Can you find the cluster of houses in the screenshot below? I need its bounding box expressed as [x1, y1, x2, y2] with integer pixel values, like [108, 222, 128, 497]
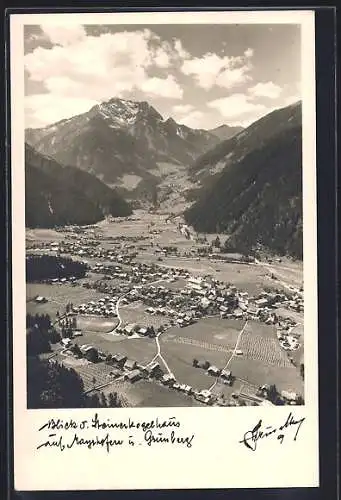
[256, 384, 303, 405]
[59, 340, 228, 406]
[69, 270, 302, 355]
[105, 354, 222, 405]
[70, 296, 118, 317]
[38, 236, 138, 266]
[46, 276, 79, 285]
[153, 244, 180, 258]
[83, 279, 131, 296]
[133, 278, 239, 325]
[91, 262, 175, 285]
[60, 336, 303, 407]
[115, 323, 157, 338]
[192, 358, 234, 385]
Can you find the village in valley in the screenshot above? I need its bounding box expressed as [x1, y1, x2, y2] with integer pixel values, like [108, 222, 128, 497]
[26, 210, 305, 408]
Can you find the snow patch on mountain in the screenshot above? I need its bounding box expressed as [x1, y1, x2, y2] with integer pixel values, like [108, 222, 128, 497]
[98, 99, 141, 128]
[119, 174, 143, 190]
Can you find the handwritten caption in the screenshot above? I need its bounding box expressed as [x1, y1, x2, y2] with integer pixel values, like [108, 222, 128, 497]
[239, 412, 306, 451]
[37, 414, 195, 453]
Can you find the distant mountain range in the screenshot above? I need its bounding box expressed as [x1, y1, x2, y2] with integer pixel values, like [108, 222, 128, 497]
[25, 144, 132, 228]
[209, 124, 244, 141]
[25, 99, 227, 192]
[184, 102, 303, 259]
[25, 97, 303, 259]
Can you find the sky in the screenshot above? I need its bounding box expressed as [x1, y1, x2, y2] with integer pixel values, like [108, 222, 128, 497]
[24, 23, 301, 130]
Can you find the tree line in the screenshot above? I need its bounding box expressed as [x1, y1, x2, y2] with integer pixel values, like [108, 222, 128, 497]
[26, 254, 88, 282]
[27, 356, 122, 408]
[26, 313, 60, 355]
[26, 312, 122, 408]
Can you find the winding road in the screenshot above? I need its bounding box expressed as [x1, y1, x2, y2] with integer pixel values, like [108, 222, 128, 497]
[108, 278, 167, 335]
[106, 278, 174, 376]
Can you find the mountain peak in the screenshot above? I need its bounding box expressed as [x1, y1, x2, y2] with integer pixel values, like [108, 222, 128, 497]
[91, 97, 163, 129]
[209, 124, 244, 141]
[165, 117, 177, 125]
[25, 97, 220, 189]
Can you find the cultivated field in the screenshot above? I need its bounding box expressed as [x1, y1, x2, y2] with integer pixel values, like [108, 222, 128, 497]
[165, 318, 244, 345]
[238, 321, 292, 368]
[76, 315, 118, 333]
[104, 336, 157, 365]
[228, 356, 303, 393]
[58, 356, 115, 391]
[26, 228, 65, 243]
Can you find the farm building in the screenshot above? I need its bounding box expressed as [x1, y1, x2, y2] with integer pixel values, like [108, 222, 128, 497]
[109, 369, 122, 379]
[195, 389, 213, 404]
[80, 345, 98, 361]
[125, 369, 142, 383]
[147, 362, 164, 378]
[161, 374, 176, 386]
[124, 359, 137, 371]
[61, 338, 72, 347]
[137, 326, 148, 336]
[112, 353, 127, 367]
[221, 369, 232, 381]
[124, 323, 138, 336]
[207, 365, 220, 376]
[281, 390, 298, 402]
[34, 296, 47, 304]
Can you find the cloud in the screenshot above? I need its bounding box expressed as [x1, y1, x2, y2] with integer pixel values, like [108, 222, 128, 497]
[174, 39, 190, 59]
[154, 46, 171, 68]
[216, 66, 252, 89]
[283, 94, 301, 106]
[152, 38, 190, 68]
[248, 81, 282, 99]
[176, 110, 205, 128]
[25, 93, 97, 128]
[41, 24, 86, 46]
[207, 93, 270, 127]
[181, 51, 252, 90]
[25, 27, 186, 126]
[172, 104, 195, 115]
[140, 75, 183, 99]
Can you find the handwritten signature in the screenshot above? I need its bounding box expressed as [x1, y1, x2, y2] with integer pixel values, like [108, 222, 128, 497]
[239, 412, 305, 451]
[36, 414, 195, 452]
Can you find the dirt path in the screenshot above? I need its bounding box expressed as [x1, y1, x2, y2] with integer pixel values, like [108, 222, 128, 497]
[208, 320, 248, 392]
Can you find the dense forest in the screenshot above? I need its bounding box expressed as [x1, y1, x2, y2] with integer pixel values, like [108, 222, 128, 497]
[26, 254, 88, 282]
[25, 143, 132, 228]
[26, 313, 60, 355]
[26, 313, 121, 408]
[185, 125, 303, 259]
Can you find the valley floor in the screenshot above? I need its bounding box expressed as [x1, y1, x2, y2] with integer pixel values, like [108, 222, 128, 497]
[26, 210, 304, 408]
